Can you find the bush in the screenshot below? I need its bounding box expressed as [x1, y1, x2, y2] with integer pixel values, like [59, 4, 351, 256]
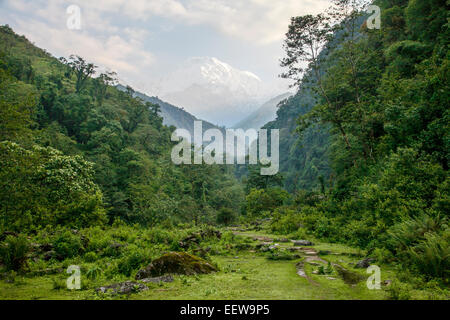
[388, 213, 449, 280]
[385, 280, 412, 300]
[216, 208, 236, 226]
[270, 207, 304, 234]
[0, 235, 30, 271]
[117, 247, 149, 277]
[52, 231, 83, 260]
[245, 187, 289, 217]
[84, 251, 98, 263]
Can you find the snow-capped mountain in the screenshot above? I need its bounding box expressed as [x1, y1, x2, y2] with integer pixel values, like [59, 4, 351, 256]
[156, 57, 267, 127]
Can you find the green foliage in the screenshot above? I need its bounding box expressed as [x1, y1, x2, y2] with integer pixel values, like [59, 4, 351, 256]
[216, 208, 237, 226]
[0, 141, 106, 231]
[0, 235, 30, 271]
[245, 187, 289, 217]
[277, 0, 449, 282]
[0, 25, 244, 230]
[52, 231, 83, 260]
[117, 248, 149, 277]
[270, 207, 304, 234]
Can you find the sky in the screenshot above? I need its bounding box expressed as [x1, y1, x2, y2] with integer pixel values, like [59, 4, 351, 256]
[0, 0, 330, 99]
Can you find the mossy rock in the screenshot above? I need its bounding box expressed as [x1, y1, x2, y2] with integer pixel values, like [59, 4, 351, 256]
[333, 264, 365, 285]
[135, 252, 217, 280]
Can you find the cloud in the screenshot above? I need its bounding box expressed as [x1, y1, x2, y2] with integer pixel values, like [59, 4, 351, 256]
[83, 0, 331, 45]
[0, 0, 155, 92]
[0, 0, 331, 94]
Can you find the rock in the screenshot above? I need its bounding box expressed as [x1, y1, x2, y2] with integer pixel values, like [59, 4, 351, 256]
[295, 261, 307, 278]
[179, 230, 222, 249]
[268, 244, 279, 250]
[326, 277, 337, 280]
[256, 242, 272, 251]
[31, 268, 64, 276]
[304, 251, 317, 256]
[312, 270, 319, 274]
[253, 236, 273, 242]
[355, 258, 376, 268]
[307, 262, 321, 266]
[110, 242, 125, 249]
[292, 240, 314, 246]
[43, 250, 56, 261]
[333, 264, 365, 285]
[140, 275, 174, 284]
[135, 252, 217, 280]
[288, 247, 304, 252]
[97, 281, 148, 295]
[275, 238, 290, 243]
[383, 280, 392, 286]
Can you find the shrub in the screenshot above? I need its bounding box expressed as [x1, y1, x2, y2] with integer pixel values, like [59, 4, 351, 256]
[52, 231, 83, 260]
[84, 251, 98, 263]
[117, 247, 149, 277]
[270, 207, 303, 234]
[387, 213, 449, 280]
[86, 265, 102, 279]
[0, 235, 30, 271]
[385, 280, 412, 300]
[216, 208, 237, 226]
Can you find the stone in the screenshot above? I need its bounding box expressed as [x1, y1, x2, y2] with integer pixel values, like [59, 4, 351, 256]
[383, 280, 392, 286]
[355, 258, 376, 268]
[140, 275, 174, 284]
[135, 252, 217, 280]
[43, 250, 56, 261]
[97, 281, 148, 295]
[333, 264, 365, 285]
[268, 244, 279, 250]
[292, 240, 314, 246]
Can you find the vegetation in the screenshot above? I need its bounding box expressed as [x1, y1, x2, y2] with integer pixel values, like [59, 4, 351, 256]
[0, 0, 448, 300]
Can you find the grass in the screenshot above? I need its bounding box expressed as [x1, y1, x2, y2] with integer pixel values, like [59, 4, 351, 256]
[0, 253, 386, 300]
[0, 224, 447, 300]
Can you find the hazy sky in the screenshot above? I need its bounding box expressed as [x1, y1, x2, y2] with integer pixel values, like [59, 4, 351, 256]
[0, 0, 330, 96]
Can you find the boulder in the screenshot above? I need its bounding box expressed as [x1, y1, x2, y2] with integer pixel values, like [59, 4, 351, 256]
[97, 281, 148, 295]
[135, 252, 217, 280]
[178, 230, 222, 249]
[292, 240, 314, 246]
[355, 258, 376, 268]
[140, 275, 174, 284]
[333, 264, 365, 285]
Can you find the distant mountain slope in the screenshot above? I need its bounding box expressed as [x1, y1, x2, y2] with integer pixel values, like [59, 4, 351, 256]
[233, 92, 292, 130]
[157, 57, 267, 127]
[117, 85, 222, 136]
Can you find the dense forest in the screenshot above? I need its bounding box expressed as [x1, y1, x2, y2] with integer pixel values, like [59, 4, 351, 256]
[0, 24, 244, 232]
[0, 0, 448, 300]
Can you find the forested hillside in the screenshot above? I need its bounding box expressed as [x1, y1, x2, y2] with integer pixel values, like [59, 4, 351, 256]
[0, 24, 243, 232]
[119, 85, 223, 137]
[0, 0, 448, 301]
[268, 0, 449, 282]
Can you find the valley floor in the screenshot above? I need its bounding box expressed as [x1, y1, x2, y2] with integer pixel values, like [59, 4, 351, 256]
[0, 225, 445, 300]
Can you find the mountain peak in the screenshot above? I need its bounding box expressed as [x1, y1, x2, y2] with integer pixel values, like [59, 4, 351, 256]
[157, 56, 265, 126]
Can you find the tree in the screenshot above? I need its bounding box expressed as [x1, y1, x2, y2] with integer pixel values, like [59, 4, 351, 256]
[67, 55, 97, 93]
[0, 141, 106, 231]
[93, 71, 117, 106]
